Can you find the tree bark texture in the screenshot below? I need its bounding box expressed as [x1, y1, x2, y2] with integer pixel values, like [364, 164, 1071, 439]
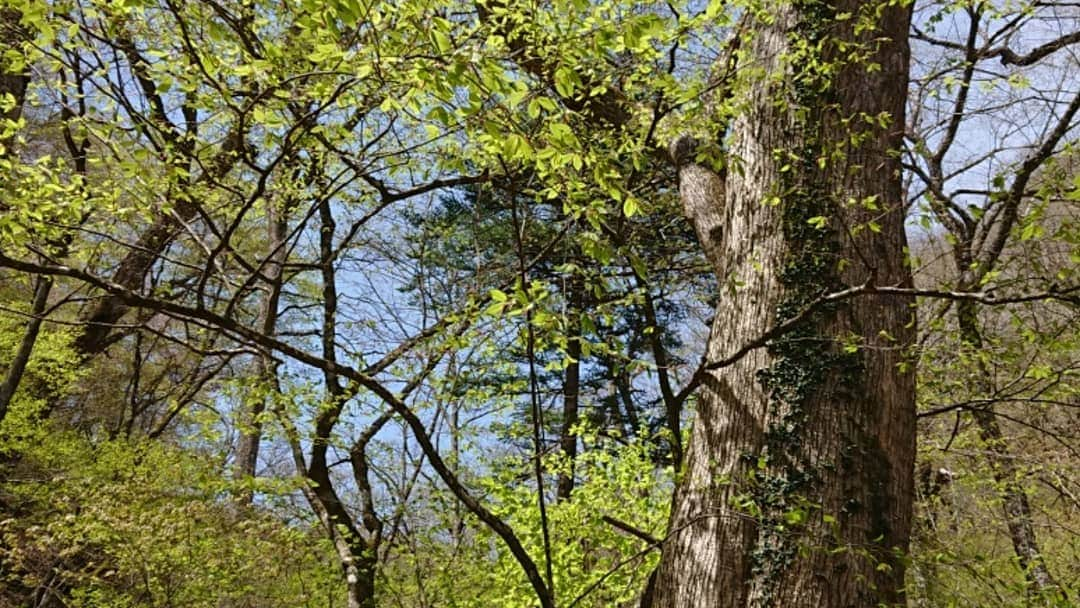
[653, 2, 916, 606]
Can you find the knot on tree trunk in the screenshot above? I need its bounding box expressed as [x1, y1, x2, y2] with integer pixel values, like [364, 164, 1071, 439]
[669, 135, 699, 168]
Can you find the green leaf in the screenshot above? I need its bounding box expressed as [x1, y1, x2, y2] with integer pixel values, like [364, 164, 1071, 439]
[306, 43, 341, 63]
[502, 134, 531, 159]
[1020, 222, 1043, 241]
[554, 66, 576, 98]
[431, 30, 452, 54]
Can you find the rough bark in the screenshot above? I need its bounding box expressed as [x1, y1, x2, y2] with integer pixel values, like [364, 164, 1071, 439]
[652, 2, 916, 606]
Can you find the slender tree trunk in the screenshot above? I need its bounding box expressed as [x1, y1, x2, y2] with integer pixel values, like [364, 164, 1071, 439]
[233, 200, 287, 498]
[652, 2, 916, 606]
[615, 364, 641, 435]
[557, 280, 583, 501]
[637, 279, 682, 469]
[956, 300, 1062, 600]
[0, 277, 51, 423]
[284, 410, 374, 608]
[307, 195, 381, 608]
[278, 358, 381, 608]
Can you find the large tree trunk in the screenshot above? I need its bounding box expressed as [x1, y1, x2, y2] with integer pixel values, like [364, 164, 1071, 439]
[652, 2, 916, 606]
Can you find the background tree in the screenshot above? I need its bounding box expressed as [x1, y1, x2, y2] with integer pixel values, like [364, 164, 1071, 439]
[906, 0, 1079, 601]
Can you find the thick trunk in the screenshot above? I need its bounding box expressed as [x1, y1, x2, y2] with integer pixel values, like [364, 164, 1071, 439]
[653, 2, 915, 606]
[956, 301, 1062, 599]
[71, 128, 242, 359]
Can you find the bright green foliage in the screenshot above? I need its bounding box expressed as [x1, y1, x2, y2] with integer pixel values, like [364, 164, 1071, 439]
[2, 429, 342, 606]
[0, 0, 1077, 604]
[909, 167, 1079, 604]
[381, 431, 670, 608]
[0, 155, 92, 247]
[0, 293, 81, 424]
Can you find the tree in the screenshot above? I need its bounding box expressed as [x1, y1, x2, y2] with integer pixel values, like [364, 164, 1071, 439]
[651, 2, 917, 605]
[906, 1, 1079, 600]
[2, 0, 1077, 606]
[402, 179, 704, 486]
